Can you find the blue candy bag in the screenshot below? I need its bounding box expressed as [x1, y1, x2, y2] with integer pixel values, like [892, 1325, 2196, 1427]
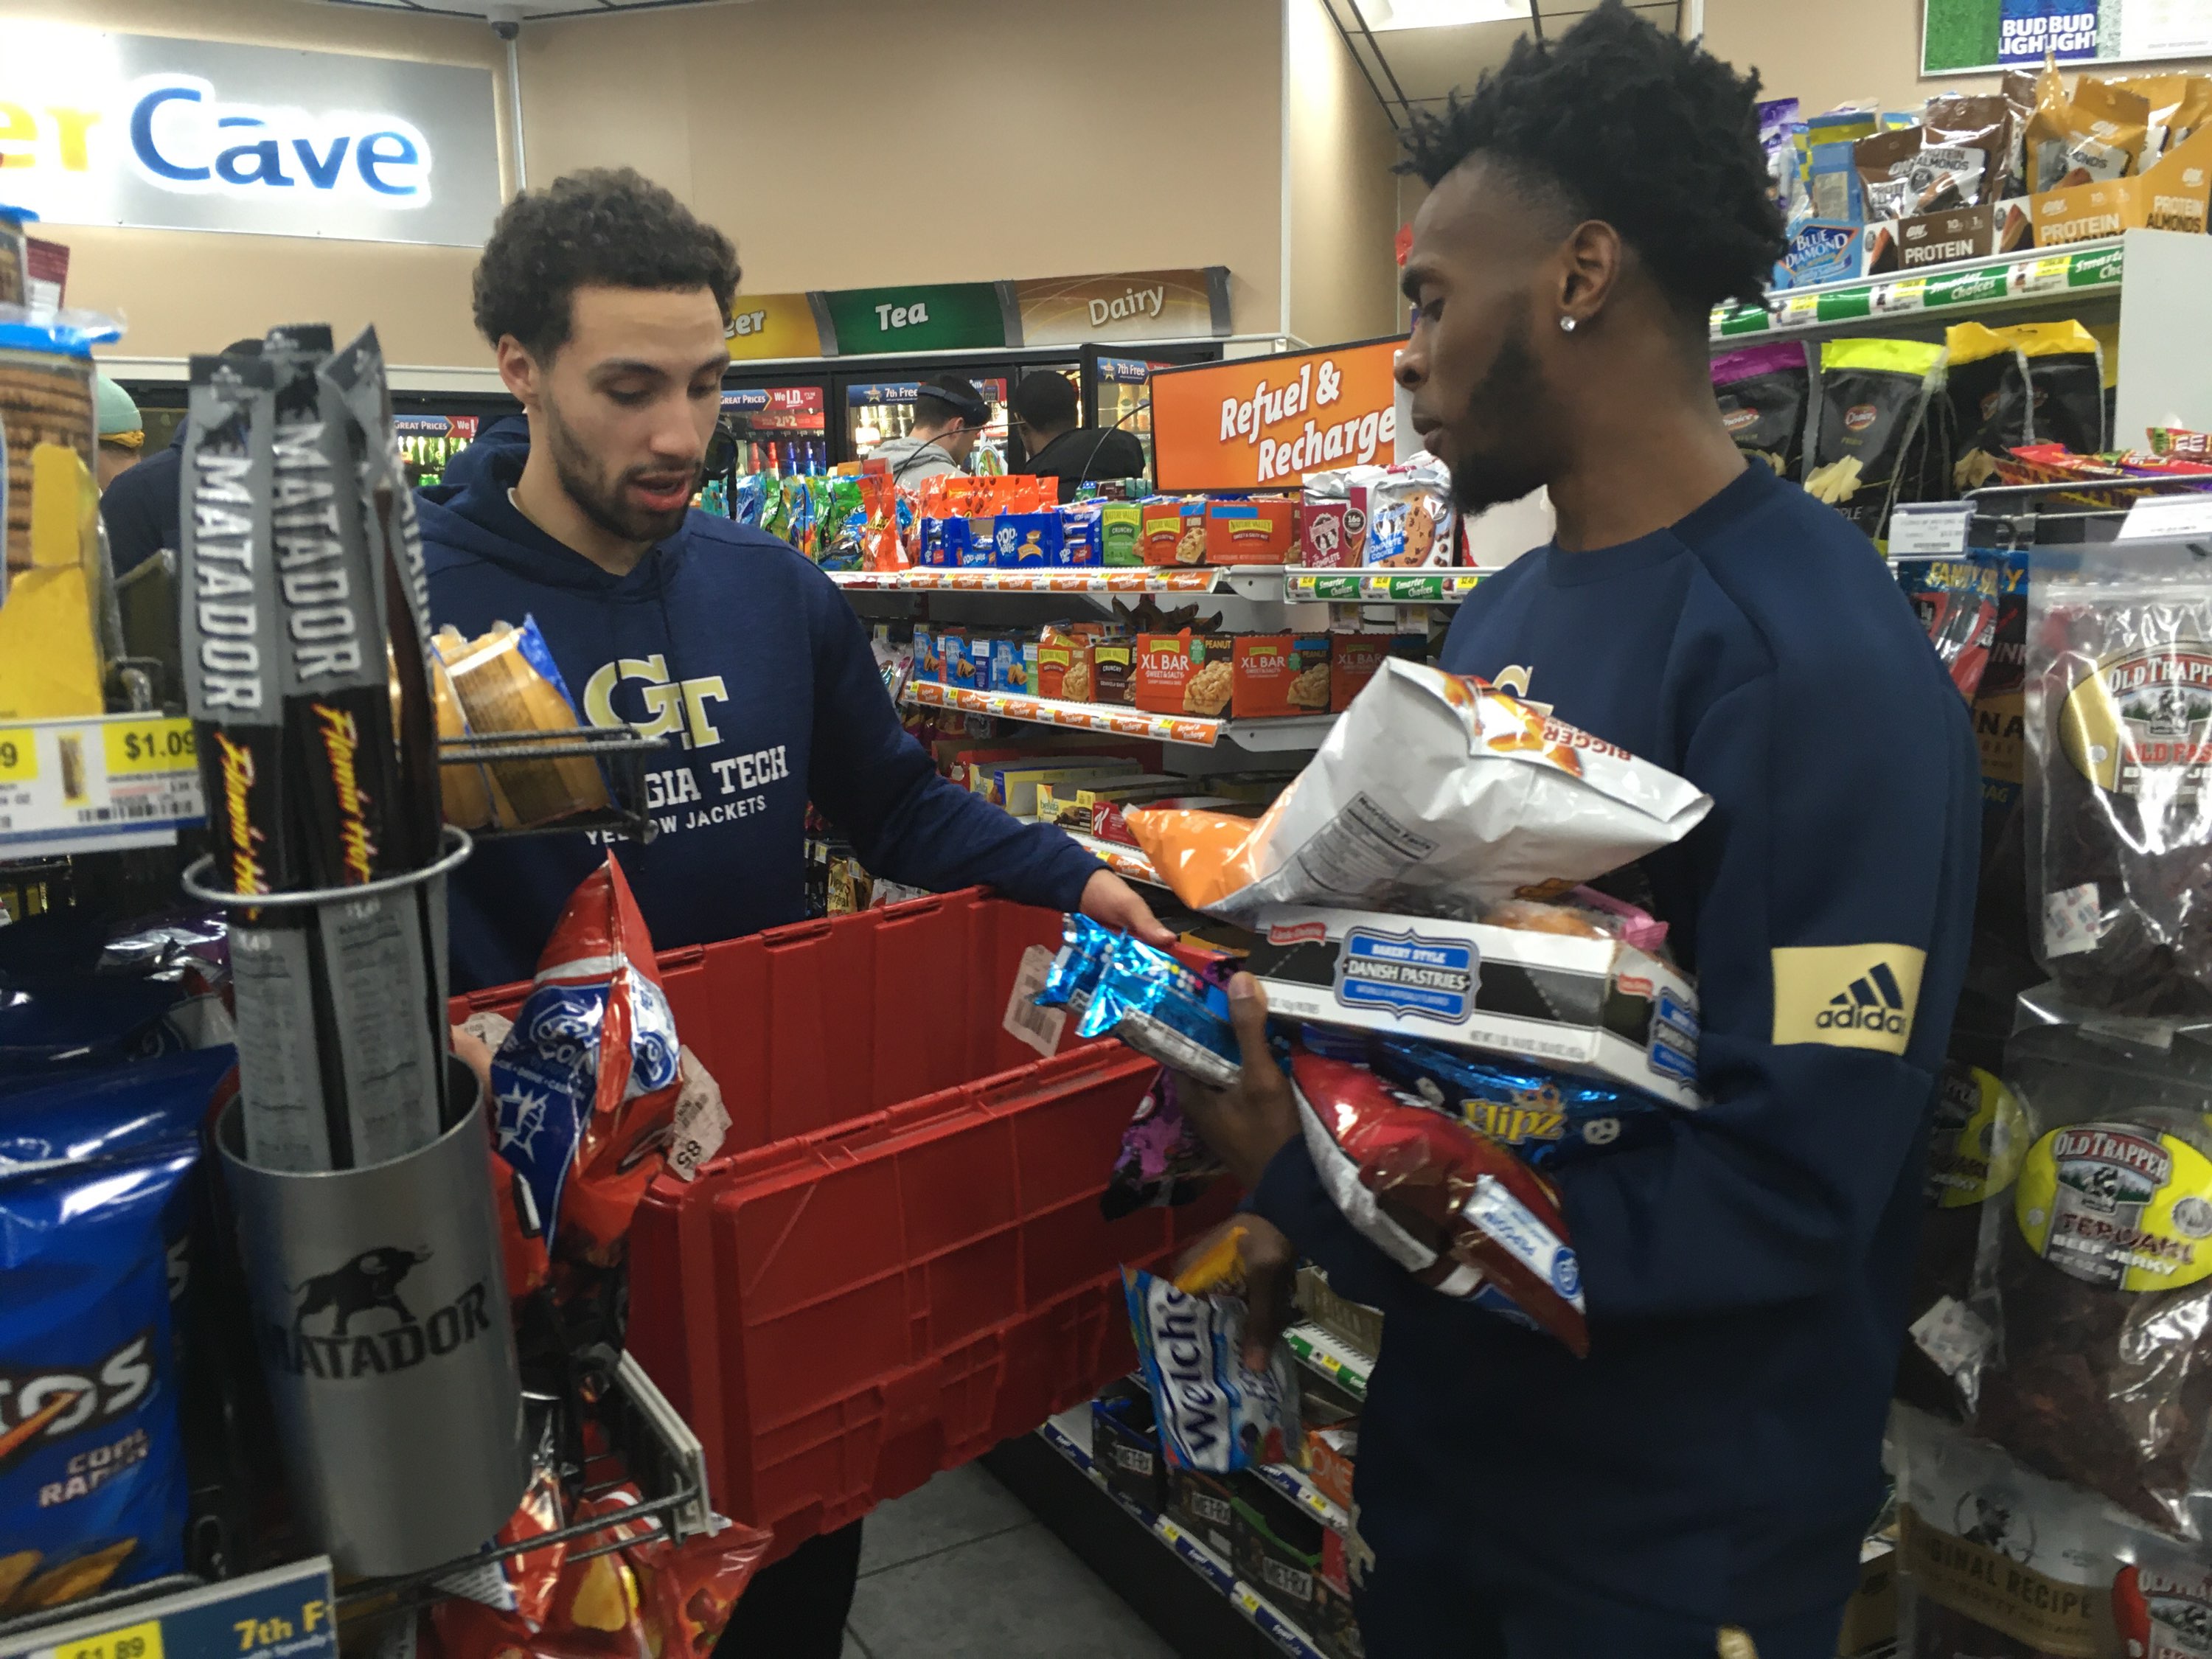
[1074, 935, 1239, 1088]
[1036, 914, 1117, 1018]
[1371, 1037, 1672, 1169]
[1, 1142, 198, 1608]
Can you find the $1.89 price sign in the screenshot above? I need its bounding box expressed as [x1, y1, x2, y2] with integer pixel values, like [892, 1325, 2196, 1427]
[20, 1559, 335, 1659]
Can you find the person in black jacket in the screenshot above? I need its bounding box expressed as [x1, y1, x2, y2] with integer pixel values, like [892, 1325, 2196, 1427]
[1011, 371, 1146, 501]
[99, 338, 267, 577]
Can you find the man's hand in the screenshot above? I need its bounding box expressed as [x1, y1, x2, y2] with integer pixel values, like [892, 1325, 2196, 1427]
[451, 1023, 495, 1104]
[1080, 869, 1176, 947]
[1176, 973, 1299, 1190]
[1175, 1214, 1298, 1372]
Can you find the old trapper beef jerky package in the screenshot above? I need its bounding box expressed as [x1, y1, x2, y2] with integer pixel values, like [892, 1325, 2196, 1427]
[2026, 541, 2212, 1017]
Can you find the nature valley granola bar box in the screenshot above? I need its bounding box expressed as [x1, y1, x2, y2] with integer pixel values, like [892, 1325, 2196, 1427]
[1135, 630, 1235, 717]
[1231, 634, 1332, 718]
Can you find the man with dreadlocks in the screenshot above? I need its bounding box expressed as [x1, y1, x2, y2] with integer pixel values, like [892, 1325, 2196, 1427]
[1172, 6, 1980, 1654]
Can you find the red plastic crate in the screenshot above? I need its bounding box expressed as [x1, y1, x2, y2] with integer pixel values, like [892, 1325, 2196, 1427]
[456, 889, 1238, 1556]
[451, 888, 1079, 1154]
[627, 1040, 1235, 1559]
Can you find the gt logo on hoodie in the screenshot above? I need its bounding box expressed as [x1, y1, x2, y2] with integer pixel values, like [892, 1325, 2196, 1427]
[581, 655, 728, 750]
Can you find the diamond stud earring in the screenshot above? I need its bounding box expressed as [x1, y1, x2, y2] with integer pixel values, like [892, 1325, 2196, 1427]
[1559, 316, 1578, 333]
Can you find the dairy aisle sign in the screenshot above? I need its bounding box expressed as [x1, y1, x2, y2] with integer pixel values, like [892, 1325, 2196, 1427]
[0, 21, 500, 246]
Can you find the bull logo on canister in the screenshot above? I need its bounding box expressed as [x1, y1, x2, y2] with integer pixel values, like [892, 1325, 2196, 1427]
[293, 1247, 430, 1336]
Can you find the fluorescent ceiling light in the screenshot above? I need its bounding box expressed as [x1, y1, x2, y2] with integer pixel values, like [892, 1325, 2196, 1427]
[1361, 0, 1528, 28]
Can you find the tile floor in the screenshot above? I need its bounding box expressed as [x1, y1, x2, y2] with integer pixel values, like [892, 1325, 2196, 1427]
[841, 1462, 1174, 1659]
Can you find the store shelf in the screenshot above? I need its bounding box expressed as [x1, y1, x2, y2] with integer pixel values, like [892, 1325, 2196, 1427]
[1036, 1415, 1332, 1659]
[1060, 828, 1164, 887]
[1708, 237, 2123, 342]
[905, 680, 1337, 752]
[1253, 1463, 1350, 1537]
[0, 712, 204, 859]
[832, 565, 1296, 599]
[0, 1558, 335, 1659]
[1284, 570, 1486, 602]
[1284, 1322, 1372, 1405]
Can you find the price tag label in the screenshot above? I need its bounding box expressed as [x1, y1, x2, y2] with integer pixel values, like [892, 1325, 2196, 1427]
[2118, 493, 2212, 540]
[105, 717, 196, 776]
[51, 1618, 164, 1659]
[0, 726, 37, 782]
[1888, 502, 1975, 554]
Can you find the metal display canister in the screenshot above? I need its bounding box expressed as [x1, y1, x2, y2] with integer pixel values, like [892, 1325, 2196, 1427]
[215, 1057, 528, 1577]
[0, 323, 95, 574]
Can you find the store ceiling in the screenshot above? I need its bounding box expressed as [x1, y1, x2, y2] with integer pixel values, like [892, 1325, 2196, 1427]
[307, 0, 745, 18]
[1324, 0, 1683, 129]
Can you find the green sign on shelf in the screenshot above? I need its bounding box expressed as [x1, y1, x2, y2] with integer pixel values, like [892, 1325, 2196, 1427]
[821, 284, 1005, 355]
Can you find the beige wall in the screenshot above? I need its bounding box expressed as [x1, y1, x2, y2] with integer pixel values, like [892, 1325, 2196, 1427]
[521, 0, 1290, 336]
[1285, 0, 1405, 345]
[35, 0, 511, 368]
[1699, 0, 2212, 108]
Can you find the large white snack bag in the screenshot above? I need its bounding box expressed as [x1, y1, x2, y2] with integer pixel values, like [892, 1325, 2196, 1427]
[1130, 659, 1712, 920]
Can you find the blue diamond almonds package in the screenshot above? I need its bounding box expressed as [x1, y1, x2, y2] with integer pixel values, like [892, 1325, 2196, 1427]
[1, 1143, 199, 1612]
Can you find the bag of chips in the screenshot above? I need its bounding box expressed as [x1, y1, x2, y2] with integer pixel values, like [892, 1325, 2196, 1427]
[1369, 1037, 1674, 1172]
[1289, 1050, 1588, 1354]
[1072, 933, 1241, 1088]
[1126, 659, 1711, 922]
[1, 1143, 198, 1613]
[1807, 338, 1947, 543]
[1124, 1257, 1302, 1474]
[490, 857, 683, 1265]
[1711, 343, 1812, 481]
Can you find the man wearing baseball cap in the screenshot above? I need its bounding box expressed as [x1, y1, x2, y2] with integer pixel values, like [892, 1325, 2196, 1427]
[869, 372, 992, 484]
[94, 375, 145, 491]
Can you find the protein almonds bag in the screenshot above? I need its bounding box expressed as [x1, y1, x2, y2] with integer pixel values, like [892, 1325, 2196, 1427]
[1711, 343, 1813, 481]
[1126, 659, 1711, 923]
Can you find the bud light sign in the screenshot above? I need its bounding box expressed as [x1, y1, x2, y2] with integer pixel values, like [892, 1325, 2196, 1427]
[0, 22, 499, 246]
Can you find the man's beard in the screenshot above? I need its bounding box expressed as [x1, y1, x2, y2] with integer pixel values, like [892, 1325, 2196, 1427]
[1443, 312, 1551, 518]
[541, 392, 700, 546]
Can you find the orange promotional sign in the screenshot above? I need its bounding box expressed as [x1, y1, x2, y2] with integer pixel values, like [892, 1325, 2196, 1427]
[1150, 337, 1402, 493]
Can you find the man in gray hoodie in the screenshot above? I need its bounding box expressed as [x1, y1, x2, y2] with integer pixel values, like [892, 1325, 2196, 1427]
[870, 372, 990, 484]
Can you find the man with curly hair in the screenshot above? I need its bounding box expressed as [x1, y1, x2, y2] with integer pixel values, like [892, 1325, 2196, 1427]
[1174, 7, 1980, 1655]
[420, 170, 1170, 1654]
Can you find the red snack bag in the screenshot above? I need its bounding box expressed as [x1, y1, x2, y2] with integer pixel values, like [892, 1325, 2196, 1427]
[630, 1522, 772, 1658]
[490, 858, 683, 1265]
[1288, 1051, 1590, 1354]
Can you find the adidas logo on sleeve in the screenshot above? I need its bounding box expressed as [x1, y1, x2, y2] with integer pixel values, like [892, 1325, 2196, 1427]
[1771, 945, 1927, 1055]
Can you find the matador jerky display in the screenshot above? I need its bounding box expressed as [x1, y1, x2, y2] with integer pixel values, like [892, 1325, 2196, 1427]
[1970, 1025, 2212, 1537]
[178, 327, 453, 1174]
[2025, 541, 2212, 1018]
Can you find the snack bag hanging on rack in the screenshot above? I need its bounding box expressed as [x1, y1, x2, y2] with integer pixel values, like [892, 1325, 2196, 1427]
[490, 857, 682, 1265]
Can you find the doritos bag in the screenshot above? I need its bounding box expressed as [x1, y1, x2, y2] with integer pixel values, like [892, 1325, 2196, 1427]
[1, 1144, 198, 1613]
[1289, 1051, 1589, 1354]
[490, 858, 681, 1265]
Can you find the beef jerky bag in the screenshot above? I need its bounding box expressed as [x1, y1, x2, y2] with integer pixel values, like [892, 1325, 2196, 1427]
[2025, 540, 2212, 1016]
[1711, 343, 1812, 481]
[1809, 338, 1947, 544]
[1970, 1022, 2212, 1536]
[1895, 1402, 2135, 1659]
[1896, 1055, 2026, 1422]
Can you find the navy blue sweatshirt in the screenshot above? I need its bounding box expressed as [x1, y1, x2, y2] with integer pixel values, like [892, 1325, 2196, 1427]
[1251, 462, 1979, 1625]
[419, 420, 1100, 992]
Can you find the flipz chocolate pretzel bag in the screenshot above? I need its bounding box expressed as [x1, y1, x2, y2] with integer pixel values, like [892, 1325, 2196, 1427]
[2026, 543, 2212, 1016]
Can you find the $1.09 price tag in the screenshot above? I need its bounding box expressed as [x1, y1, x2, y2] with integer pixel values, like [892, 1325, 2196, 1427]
[104, 717, 196, 776]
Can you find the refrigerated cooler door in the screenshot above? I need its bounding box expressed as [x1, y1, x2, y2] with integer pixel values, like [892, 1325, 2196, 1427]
[1091, 355, 1155, 476]
[845, 375, 1012, 473]
[722, 384, 829, 479]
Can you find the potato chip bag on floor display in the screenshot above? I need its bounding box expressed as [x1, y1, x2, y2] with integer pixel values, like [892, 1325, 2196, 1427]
[1125, 659, 1711, 922]
[1, 1142, 198, 1613]
[1123, 1264, 1302, 1474]
[1290, 1051, 1588, 1354]
[490, 857, 682, 1265]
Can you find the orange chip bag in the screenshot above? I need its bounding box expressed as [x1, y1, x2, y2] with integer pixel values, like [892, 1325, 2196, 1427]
[1125, 795, 1295, 913]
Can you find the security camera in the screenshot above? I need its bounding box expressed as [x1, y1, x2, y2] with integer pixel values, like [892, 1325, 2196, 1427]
[487, 4, 521, 39]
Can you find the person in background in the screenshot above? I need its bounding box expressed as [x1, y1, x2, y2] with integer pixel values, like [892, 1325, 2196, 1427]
[868, 373, 989, 484]
[1011, 370, 1146, 501]
[1171, 7, 1978, 1657]
[99, 336, 265, 572]
[94, 375, 144, 490]
[419, 167, 1171, 1659]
